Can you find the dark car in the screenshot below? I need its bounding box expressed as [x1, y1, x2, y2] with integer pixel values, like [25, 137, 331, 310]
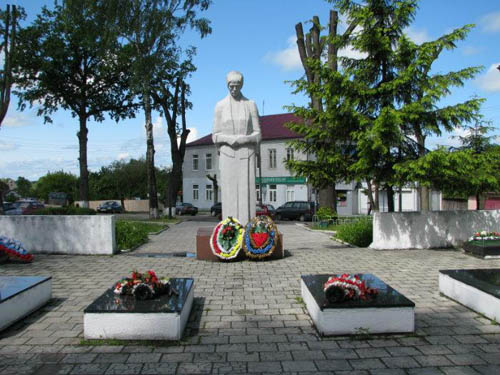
[175, 202, 198, 216]
[275, 201, 317, 221]
[210, 202, 221, 217]
[97, 201, 123, 213]
[265, 204, 276, 219]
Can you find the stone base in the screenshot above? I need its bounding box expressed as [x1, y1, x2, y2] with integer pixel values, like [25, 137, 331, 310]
[196, 227, 284, 261]
[84, 278, 194, 340]
[463, 242, 500, 258]
[301, 275, 415, 336]
[0, 276, 52, 331]
[439, 269, 500, 322]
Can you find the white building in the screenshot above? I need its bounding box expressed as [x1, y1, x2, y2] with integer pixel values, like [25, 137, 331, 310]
[183, 113, 439, 213]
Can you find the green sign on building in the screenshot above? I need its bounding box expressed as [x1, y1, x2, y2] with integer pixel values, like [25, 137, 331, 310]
[255, 176, 306, 185]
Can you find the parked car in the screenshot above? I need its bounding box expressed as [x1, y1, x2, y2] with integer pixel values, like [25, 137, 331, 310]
[175, 202, 198, 216]
[4, 200, 44, 215]
[265, 204, 276, 219]
[275, 201, 317, 221]
[97, 201, 123, 213]
[256, 204, 271, 217]
[210, 202, 222, 217]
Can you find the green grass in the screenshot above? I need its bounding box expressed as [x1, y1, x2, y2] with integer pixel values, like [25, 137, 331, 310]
[115, 221, 167, 250]
[334, 219, 373, 247]
[311, 223, 341, 231]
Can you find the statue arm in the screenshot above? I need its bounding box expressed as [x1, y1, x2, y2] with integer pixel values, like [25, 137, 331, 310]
[212, 103, 236, 147]
[234, 101, 262, 146]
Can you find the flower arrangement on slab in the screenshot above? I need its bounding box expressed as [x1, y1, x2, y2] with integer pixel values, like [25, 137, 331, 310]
[243, 215, 279, 259]
[114, 270, 175, 300]
[0, 236, 33, 263]
[468, 231, 500, 241]
[210, 217, 245, 260]
[323, 274, 378, 304]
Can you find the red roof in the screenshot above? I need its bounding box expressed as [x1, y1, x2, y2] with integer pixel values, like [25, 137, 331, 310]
[186, 113, 302, 147]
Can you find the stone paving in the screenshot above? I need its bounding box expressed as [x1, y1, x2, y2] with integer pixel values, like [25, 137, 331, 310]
[1, 220, 500, 375]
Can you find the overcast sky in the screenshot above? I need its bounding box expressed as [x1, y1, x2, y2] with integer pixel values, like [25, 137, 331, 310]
[1, 0, 499, 181]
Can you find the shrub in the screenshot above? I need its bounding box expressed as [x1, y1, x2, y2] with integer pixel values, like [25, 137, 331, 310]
[335, 219, 372, 247]
[29, 207, 96, 215]
[115, 221, 165, 250]
[316, 207, 337, 221]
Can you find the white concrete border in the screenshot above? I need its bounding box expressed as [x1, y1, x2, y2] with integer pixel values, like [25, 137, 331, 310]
[439, 272, 500, 322]
[0, 278, 52, 331]
[371, 210, 500, 250]
[301, 279, 414, 335]
[0, 215, 116, 254]
[84, 286, 194, 340]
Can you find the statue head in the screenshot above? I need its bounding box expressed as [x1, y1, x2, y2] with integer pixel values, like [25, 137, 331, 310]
[226, 71, 243, 99]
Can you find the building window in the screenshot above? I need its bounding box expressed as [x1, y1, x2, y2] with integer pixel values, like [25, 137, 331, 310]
[206, 153, 212, 170]
[269, 184, 277, 202]
[193, 184, 199, 200]
[269, 149, 277, 169]
[206, 184, 213, 201]
[287, 148, 294, 162]
[256, 184, 260, 201]
[192, 154, 199, 171]
[286, 185, 295, 201]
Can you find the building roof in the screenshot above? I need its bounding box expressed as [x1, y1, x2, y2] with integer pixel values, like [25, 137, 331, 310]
[186, 113, 302, 147]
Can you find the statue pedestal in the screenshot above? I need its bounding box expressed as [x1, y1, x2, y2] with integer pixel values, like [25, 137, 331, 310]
[196, 227, 284, 261]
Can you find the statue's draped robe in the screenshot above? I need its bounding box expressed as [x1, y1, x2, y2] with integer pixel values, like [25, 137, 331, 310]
[213, 95, 261, 225]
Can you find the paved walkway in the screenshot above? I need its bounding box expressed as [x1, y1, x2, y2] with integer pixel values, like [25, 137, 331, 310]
[1, 220, 500, 374]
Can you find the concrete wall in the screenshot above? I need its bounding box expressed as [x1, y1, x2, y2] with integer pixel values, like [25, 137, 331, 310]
[0, 215, 116, 254]
[371, 210, 500, 250]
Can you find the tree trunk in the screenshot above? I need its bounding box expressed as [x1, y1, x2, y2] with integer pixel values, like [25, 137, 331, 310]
[0, 5, 16, 127]
[77, 115, 89, 208]
[365, 179, 375, 214]
[318, 187, 335, 211]
[168, 166, 182, 219]
[476, 193, 481, 210]
[373, 181, 380, 212]
[386, 185, 395, 212]
[144, 93, 159, 219]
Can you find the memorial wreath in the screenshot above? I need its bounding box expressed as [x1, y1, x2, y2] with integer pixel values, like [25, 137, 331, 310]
[210, 217, 245, 260]
[114, 270, 175, 300]
[323, 274, 378, 303]
[0, 236, 33, 263]
[243, 215, 278, 259]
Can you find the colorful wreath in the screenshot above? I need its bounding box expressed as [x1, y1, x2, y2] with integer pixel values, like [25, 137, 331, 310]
[210, 217, 245, 260]
[243, 215, 279, 259]
[0, 236, 33, 263]
[114, 270, 175, 300]
[323, 274, 377, 303]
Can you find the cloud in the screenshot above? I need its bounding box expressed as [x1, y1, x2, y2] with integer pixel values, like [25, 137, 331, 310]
[0, 140, 18, 151]
[339, 45, 367, 60]
[117, 152, 130, 160]
[186, 128, 198, 143]
[405, 27, 432, 44]
[264, 36, 302, 71]
[462, 46, 482, 56]
[476, 63, 500, 92]
[2, 112, 32, 127]
[480, 12, 500, 32]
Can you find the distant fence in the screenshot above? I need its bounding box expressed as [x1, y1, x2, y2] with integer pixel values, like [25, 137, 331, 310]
[371, 209, 500, 250]
[75, 200, 165, 212]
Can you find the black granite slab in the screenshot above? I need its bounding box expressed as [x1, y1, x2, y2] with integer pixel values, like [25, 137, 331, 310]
[302, 274, 415, 311]
[463, 242, 500, 257]
[0, 276, 52, 303]
[440, 269, 500, 299]
[84, 278, 193, 314]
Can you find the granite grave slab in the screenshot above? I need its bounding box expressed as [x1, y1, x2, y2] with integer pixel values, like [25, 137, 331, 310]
[439, 269, 500, 322]
[301, 274, 415, 335]
[84, 278, 194, 340]
[0, 276, 52, 331]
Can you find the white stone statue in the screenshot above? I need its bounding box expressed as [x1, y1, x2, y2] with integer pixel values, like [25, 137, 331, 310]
[213, 71, 261, 225]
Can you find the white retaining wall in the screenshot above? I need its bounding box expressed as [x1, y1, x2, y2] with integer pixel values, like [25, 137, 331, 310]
[370, 210, 500, 250]
[0, 215, 116, 254]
